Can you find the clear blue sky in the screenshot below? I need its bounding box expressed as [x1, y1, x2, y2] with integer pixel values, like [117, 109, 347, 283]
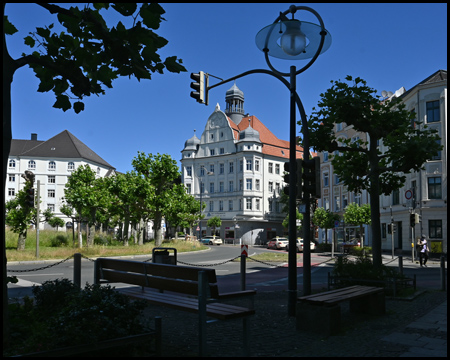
[5, 3, 447, 174]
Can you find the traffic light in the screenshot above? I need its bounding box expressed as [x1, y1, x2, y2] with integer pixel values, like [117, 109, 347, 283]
[414, 213, 421, 224]
[190, 71, 208, 105]
[410, 213, 415, 227]
[302, 157, 321, 198]
[25, 188, 35, 208]
[283, 160, 303, 200]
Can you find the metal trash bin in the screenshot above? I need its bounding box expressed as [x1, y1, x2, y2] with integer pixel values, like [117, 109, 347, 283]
[152, 247, 177, 265]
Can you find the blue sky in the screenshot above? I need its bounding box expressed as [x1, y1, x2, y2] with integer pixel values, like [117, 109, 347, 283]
[5, 3, 447, 174]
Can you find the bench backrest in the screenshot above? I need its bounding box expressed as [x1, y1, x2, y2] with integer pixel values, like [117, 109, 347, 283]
[94, 258, 220, 298]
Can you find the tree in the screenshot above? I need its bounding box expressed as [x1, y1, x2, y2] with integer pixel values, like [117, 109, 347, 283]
[312, 207, 340, 244]
[132, 152, 182, 246]
[207, 216, 222, 237]
[343, 203, 371, 248]
[3, 3, 186, 343]
[308, 76, 442, 268]
[282, 209, 304, 236]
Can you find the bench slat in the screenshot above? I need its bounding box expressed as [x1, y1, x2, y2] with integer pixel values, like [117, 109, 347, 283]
[298, 285, 383, 306]
[121, 288, 254, 320]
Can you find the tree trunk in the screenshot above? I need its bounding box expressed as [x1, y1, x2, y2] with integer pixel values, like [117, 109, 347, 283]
[369, 145, 382, 268]
[154, 212, 163, 247]
[123, 214, 130, 246]
[16, 230, 27, 251]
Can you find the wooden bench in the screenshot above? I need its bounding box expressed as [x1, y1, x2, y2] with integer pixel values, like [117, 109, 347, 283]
[94, 258, 256, 356]
[296, 285, 385, 336]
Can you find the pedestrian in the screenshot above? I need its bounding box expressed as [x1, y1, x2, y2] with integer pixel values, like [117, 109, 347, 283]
[419, 234, 428, 267]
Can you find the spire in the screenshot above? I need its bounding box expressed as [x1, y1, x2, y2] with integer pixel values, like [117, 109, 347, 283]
[225, 81, 245, 125]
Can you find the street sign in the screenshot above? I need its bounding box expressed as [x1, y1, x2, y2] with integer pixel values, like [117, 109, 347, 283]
[196, 226, 200, 231]
[334, 220, 339, 228]
[405, 190, 413, 200]
[241, 244, 248, 257]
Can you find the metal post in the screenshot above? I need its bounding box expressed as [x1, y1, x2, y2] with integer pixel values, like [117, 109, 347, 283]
[36, 180, 40, 258]
[198, 271, 207, 357]
[441, 255, 446, 291]
[73, 253, 81, 288]
[288, 65, 297, 316]
[398, 255, 403, 275]
[240, 254, 246, 291]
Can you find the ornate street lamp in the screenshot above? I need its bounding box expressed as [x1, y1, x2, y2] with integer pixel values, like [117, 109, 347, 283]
[190, 4, 331, 316]
[255, 5, 331, 316]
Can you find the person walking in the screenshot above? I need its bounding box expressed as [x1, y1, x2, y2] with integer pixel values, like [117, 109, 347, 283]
[419, 234, 429, 267]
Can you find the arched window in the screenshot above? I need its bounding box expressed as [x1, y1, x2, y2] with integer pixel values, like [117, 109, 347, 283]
[68, 162, 75, 171]
[9, 159, 16, 168]
[28, 160, 36, 169]
[48, 161, 56, 170]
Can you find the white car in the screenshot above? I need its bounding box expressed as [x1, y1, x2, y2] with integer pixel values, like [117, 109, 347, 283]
[286, 238, 316, 253]
[200, 236, 223, 245]
[267, 237, 289, 250]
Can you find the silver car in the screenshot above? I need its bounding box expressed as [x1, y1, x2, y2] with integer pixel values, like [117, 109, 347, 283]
[200, 236, 223, 245]
[286, 238, 316, 253]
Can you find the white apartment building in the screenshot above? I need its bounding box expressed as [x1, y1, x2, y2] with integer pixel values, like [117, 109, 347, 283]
[379, 70, 447, 255]
[6, 130, 116, 230]
[181, 83, 303, 244]
[317, 70, 447, 255]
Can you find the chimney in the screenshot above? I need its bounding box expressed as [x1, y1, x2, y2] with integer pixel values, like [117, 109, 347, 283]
[31, 133, 37, 141]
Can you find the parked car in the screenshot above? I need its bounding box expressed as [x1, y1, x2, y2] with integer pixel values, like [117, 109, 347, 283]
[266, 237, 289, 250]
[200, 236, 223, 245]
[286, 238, 316, 253]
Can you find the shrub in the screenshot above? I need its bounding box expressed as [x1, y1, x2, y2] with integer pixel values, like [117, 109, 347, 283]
[50, 234, 69, 247]
[316, 243, 332, 252]
[6, 279, 149, 355]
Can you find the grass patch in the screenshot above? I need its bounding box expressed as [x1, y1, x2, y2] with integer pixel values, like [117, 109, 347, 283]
[240, 251, 302, 263]
[6, 229, 207, 262]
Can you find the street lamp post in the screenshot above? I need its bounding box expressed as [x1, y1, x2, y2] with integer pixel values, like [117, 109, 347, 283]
[192, 5, 331, 316]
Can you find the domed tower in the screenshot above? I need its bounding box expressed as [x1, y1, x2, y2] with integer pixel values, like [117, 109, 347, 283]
[225, 82, 245, 125]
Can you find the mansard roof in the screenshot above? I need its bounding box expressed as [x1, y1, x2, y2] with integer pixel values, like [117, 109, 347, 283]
[10, 130, 114, 169]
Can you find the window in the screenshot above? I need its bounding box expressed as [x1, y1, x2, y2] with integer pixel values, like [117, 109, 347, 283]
[200, 182, 205, 194]
[275, 164, 280, 174]
[239, 160, 243, 172]
[28, 160, 36, 169]
[431, 139, 441, 160]
[8, 188, 15, 196]
[256, 198, 260, 210]
[255, 159, 260, 172]
[255, 179, 260, 191]
[268, 162, 273, 173]
[429, 220, 442, 239]
[323, 152, 328, 162]
[323, 172, 329, 187]
[9, 159, 16, 168]
[229, 180, 234, 192]
[219, 200, 224, 211]
[268, 199, 273, 212]
[186, 184, 191, 194]
[186, 166, 192, 177]
[246, 178, 252, 190]
[219, 163, 224, 174]
[209, 164, 214, 173]
[268, 181, 273, 192]
[323, 197, 330, 210]
[210, 149, 215, 156]
[47, 204, 55, 212]
[229, 161, 234, 173]
[68, 162, 75, 171]
[8, 174, 15, 182]
[219, 181, 224, 193]
[48, 161, 56, 170]
[342, 194, 348, 209]
[220, 148, 225, 154]
[209, 201, 214, 211]
[392, 189, 400, 205]
[354, 193, 361, 206]
[246, 159, 252, 171]
[48, 175, 56, 184]
[427, 177, 441, 199]
[228, 200, 233, 211]
[426, 100, 440, 123]
[275, 182, 280, 194]
[246, 198, 252, 210]
[200, 165, 205, 177]
[48, 189, 56, 198]
[334, 195, 340, 211]
[209, 182, 214, 193]
[239, 179, 243, 190]
[334, 174, 340, 185]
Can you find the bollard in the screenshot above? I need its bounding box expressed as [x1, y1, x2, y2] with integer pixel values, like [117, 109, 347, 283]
[441, 255, 446, 291]
[73, 253, 81, 289]
[398, 255, 403, 275]
[240, 254, 246, 291]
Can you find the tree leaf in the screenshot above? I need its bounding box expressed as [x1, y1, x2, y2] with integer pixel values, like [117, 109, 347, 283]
[73, 101, 85, 114]
[24, 35, 35, 47]
[53, 94, 71, 111]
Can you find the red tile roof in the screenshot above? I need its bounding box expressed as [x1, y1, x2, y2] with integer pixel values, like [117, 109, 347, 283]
[228, 115, 304, 160]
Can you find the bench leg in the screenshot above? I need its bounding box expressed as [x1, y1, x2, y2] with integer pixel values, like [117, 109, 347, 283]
[198, 271, 207, 357]
[296, 302, 341, 336]
[154, 316, 162, 356]
[349, 292, 385, 315]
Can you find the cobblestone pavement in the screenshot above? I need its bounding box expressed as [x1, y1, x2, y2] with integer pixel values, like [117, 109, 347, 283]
[141, 288, 446, 357]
